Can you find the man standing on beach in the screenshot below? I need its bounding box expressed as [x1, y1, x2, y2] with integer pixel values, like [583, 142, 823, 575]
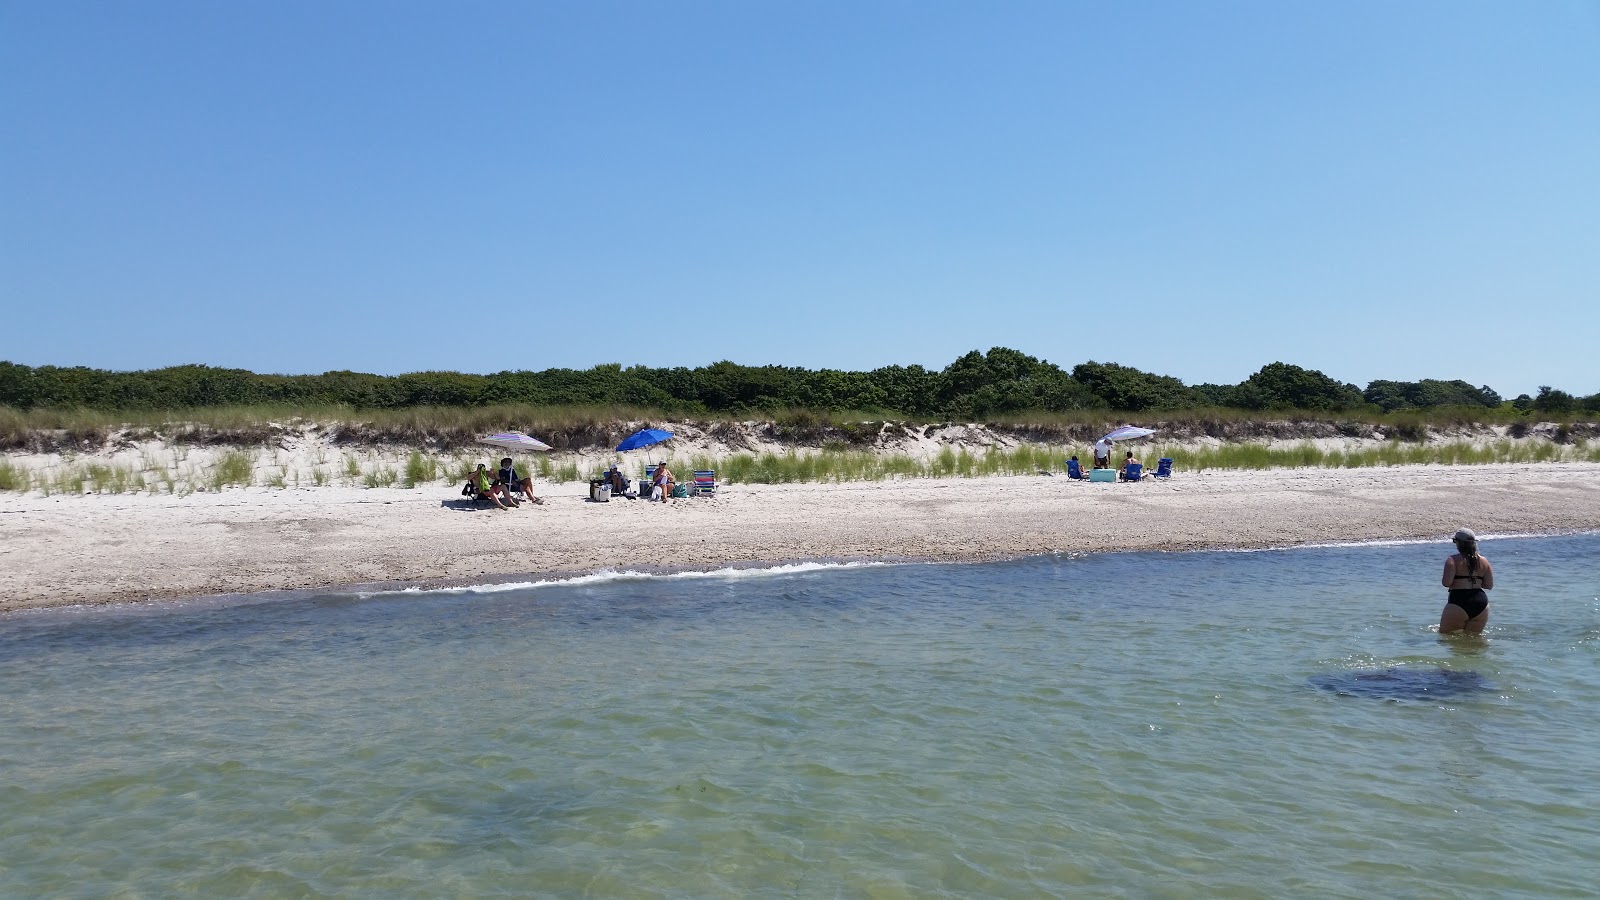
[1093, 438, 1113, 469]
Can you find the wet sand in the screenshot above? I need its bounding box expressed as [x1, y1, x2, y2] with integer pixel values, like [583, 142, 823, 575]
[4, 462, 1599, 612]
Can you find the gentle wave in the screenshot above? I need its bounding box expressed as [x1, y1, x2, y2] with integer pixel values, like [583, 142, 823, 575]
[351, 560, 896, 599]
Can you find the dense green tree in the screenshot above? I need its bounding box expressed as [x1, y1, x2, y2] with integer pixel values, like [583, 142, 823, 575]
[1188, 383, 1236, 408]
[937, 348, 1100, 418]
[0, 356, 1584, 420]
[1070, 361, 1195, 412]
[1363, 379, 1500, 412]
[1532, 385, 1576, 414]
[1237, 362, 1362, 411]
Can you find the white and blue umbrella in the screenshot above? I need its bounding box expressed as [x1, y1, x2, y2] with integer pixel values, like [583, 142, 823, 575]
[480, 431, 553, 453]
[1101, 425, 1157, 443]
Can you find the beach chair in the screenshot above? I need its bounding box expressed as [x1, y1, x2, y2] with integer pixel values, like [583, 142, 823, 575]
[1153, 458, 1173, 478]
[692, 470, 718, 496]
[461, 479, 501, 508]
[1066, 459, 1085, 480]
[1122, 462, 1144, 481]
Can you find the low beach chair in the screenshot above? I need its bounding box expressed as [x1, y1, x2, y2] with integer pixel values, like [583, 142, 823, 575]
[1066, 459, 1085, 480]
[1122, 462, 1144, 481]
[692, 470, 718, 496]
[1153, 458, 1174, 478]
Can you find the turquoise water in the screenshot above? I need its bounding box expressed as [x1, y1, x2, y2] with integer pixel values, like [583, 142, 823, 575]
[3, 535, 1598, 897]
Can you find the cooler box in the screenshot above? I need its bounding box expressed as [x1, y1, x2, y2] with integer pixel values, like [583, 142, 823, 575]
[1089, 468, 1117, 483]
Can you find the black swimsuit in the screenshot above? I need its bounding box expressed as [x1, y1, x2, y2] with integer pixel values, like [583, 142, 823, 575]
[1448, 587, 1488, 618]
[1447, 557, 1488, 618]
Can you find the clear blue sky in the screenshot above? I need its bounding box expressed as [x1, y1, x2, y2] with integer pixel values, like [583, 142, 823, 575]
[3, 2, 1597, 397]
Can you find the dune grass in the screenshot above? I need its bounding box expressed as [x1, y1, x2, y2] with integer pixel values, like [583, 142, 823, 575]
[614, 438, 1595, 486]
[0, 459, 29, 492]
[1158, 439, 1594, 472]
[2, 434, 1596, 494]
[645, 444, 1070, 485]
[403, 451, 439, 488]
[208, 450, 255, 490]
[6, 400, 1596, 454]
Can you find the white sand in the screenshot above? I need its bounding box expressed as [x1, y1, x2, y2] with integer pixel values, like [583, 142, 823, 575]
[4, 462, 1599, 612]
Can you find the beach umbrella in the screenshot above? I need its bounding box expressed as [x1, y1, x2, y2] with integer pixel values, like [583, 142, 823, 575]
[615, 428, 674, 494]
[480, 431, 553, 452]
[1101, 425, 1157, 442]
[1094, 425, 1156, 467]
[615, 428, 673, 453]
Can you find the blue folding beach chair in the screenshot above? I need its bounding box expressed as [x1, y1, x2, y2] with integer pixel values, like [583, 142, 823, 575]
[1122, 462, 1143, 481]
[1153, 458, 1173, 479]
[1066, 459, 1085, 480]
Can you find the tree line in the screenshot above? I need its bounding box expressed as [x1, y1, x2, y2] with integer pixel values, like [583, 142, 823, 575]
[1, 351, 1595, 417]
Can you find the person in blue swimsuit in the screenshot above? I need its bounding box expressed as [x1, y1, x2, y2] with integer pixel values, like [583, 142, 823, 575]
[1440, 528, 1494, 634]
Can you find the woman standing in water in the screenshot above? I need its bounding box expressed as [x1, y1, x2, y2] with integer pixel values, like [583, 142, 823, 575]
[1440, 528, 1494, 634]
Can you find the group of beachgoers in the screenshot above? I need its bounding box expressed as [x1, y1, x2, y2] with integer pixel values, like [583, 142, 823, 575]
[465, 459, 683, 510]
[597, 461, 677, 502]
[462, 457, 544, 510]
[1067, 445, 1146, 481]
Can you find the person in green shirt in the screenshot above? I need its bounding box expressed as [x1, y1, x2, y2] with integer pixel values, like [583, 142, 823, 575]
[469, 463, 513, 510]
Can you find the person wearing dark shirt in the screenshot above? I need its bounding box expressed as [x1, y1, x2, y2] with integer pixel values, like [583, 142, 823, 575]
[497, 457, 542, 505]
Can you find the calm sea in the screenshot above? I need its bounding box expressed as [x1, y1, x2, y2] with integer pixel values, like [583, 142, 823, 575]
[3, 534, 1598, 898]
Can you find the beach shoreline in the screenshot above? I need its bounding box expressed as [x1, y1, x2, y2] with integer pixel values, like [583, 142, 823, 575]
[5, 461, 1600, 613]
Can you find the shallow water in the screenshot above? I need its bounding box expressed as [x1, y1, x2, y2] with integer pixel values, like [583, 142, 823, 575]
[3, 535, 1598, 897]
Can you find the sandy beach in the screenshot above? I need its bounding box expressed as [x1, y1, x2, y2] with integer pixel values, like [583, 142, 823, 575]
[2, 461, 1597, 612]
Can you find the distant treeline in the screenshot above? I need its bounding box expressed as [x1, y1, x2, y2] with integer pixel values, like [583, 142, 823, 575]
[2, 351, 1596, 417]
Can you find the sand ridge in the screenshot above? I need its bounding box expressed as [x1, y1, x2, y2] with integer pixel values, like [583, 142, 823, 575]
[3, 462, 1599, 612]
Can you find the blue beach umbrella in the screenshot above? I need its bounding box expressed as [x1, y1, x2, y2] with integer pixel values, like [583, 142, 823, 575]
[615, 428, 673, 453]
[615, 428, 674, 490]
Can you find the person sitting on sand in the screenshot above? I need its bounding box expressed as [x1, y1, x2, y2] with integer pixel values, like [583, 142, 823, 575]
[1120, 451, 1142, 481]
[469, 463, 513, 510]
[1440, 527, 1494, 634]
[652, 462, 675, 502]
[496, 457, 542, 505]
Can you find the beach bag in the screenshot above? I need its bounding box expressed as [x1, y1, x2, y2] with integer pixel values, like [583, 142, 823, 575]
[597, 484, 611, 502]
[650, 485, 663, 501]
[671, 484, 689, 498]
